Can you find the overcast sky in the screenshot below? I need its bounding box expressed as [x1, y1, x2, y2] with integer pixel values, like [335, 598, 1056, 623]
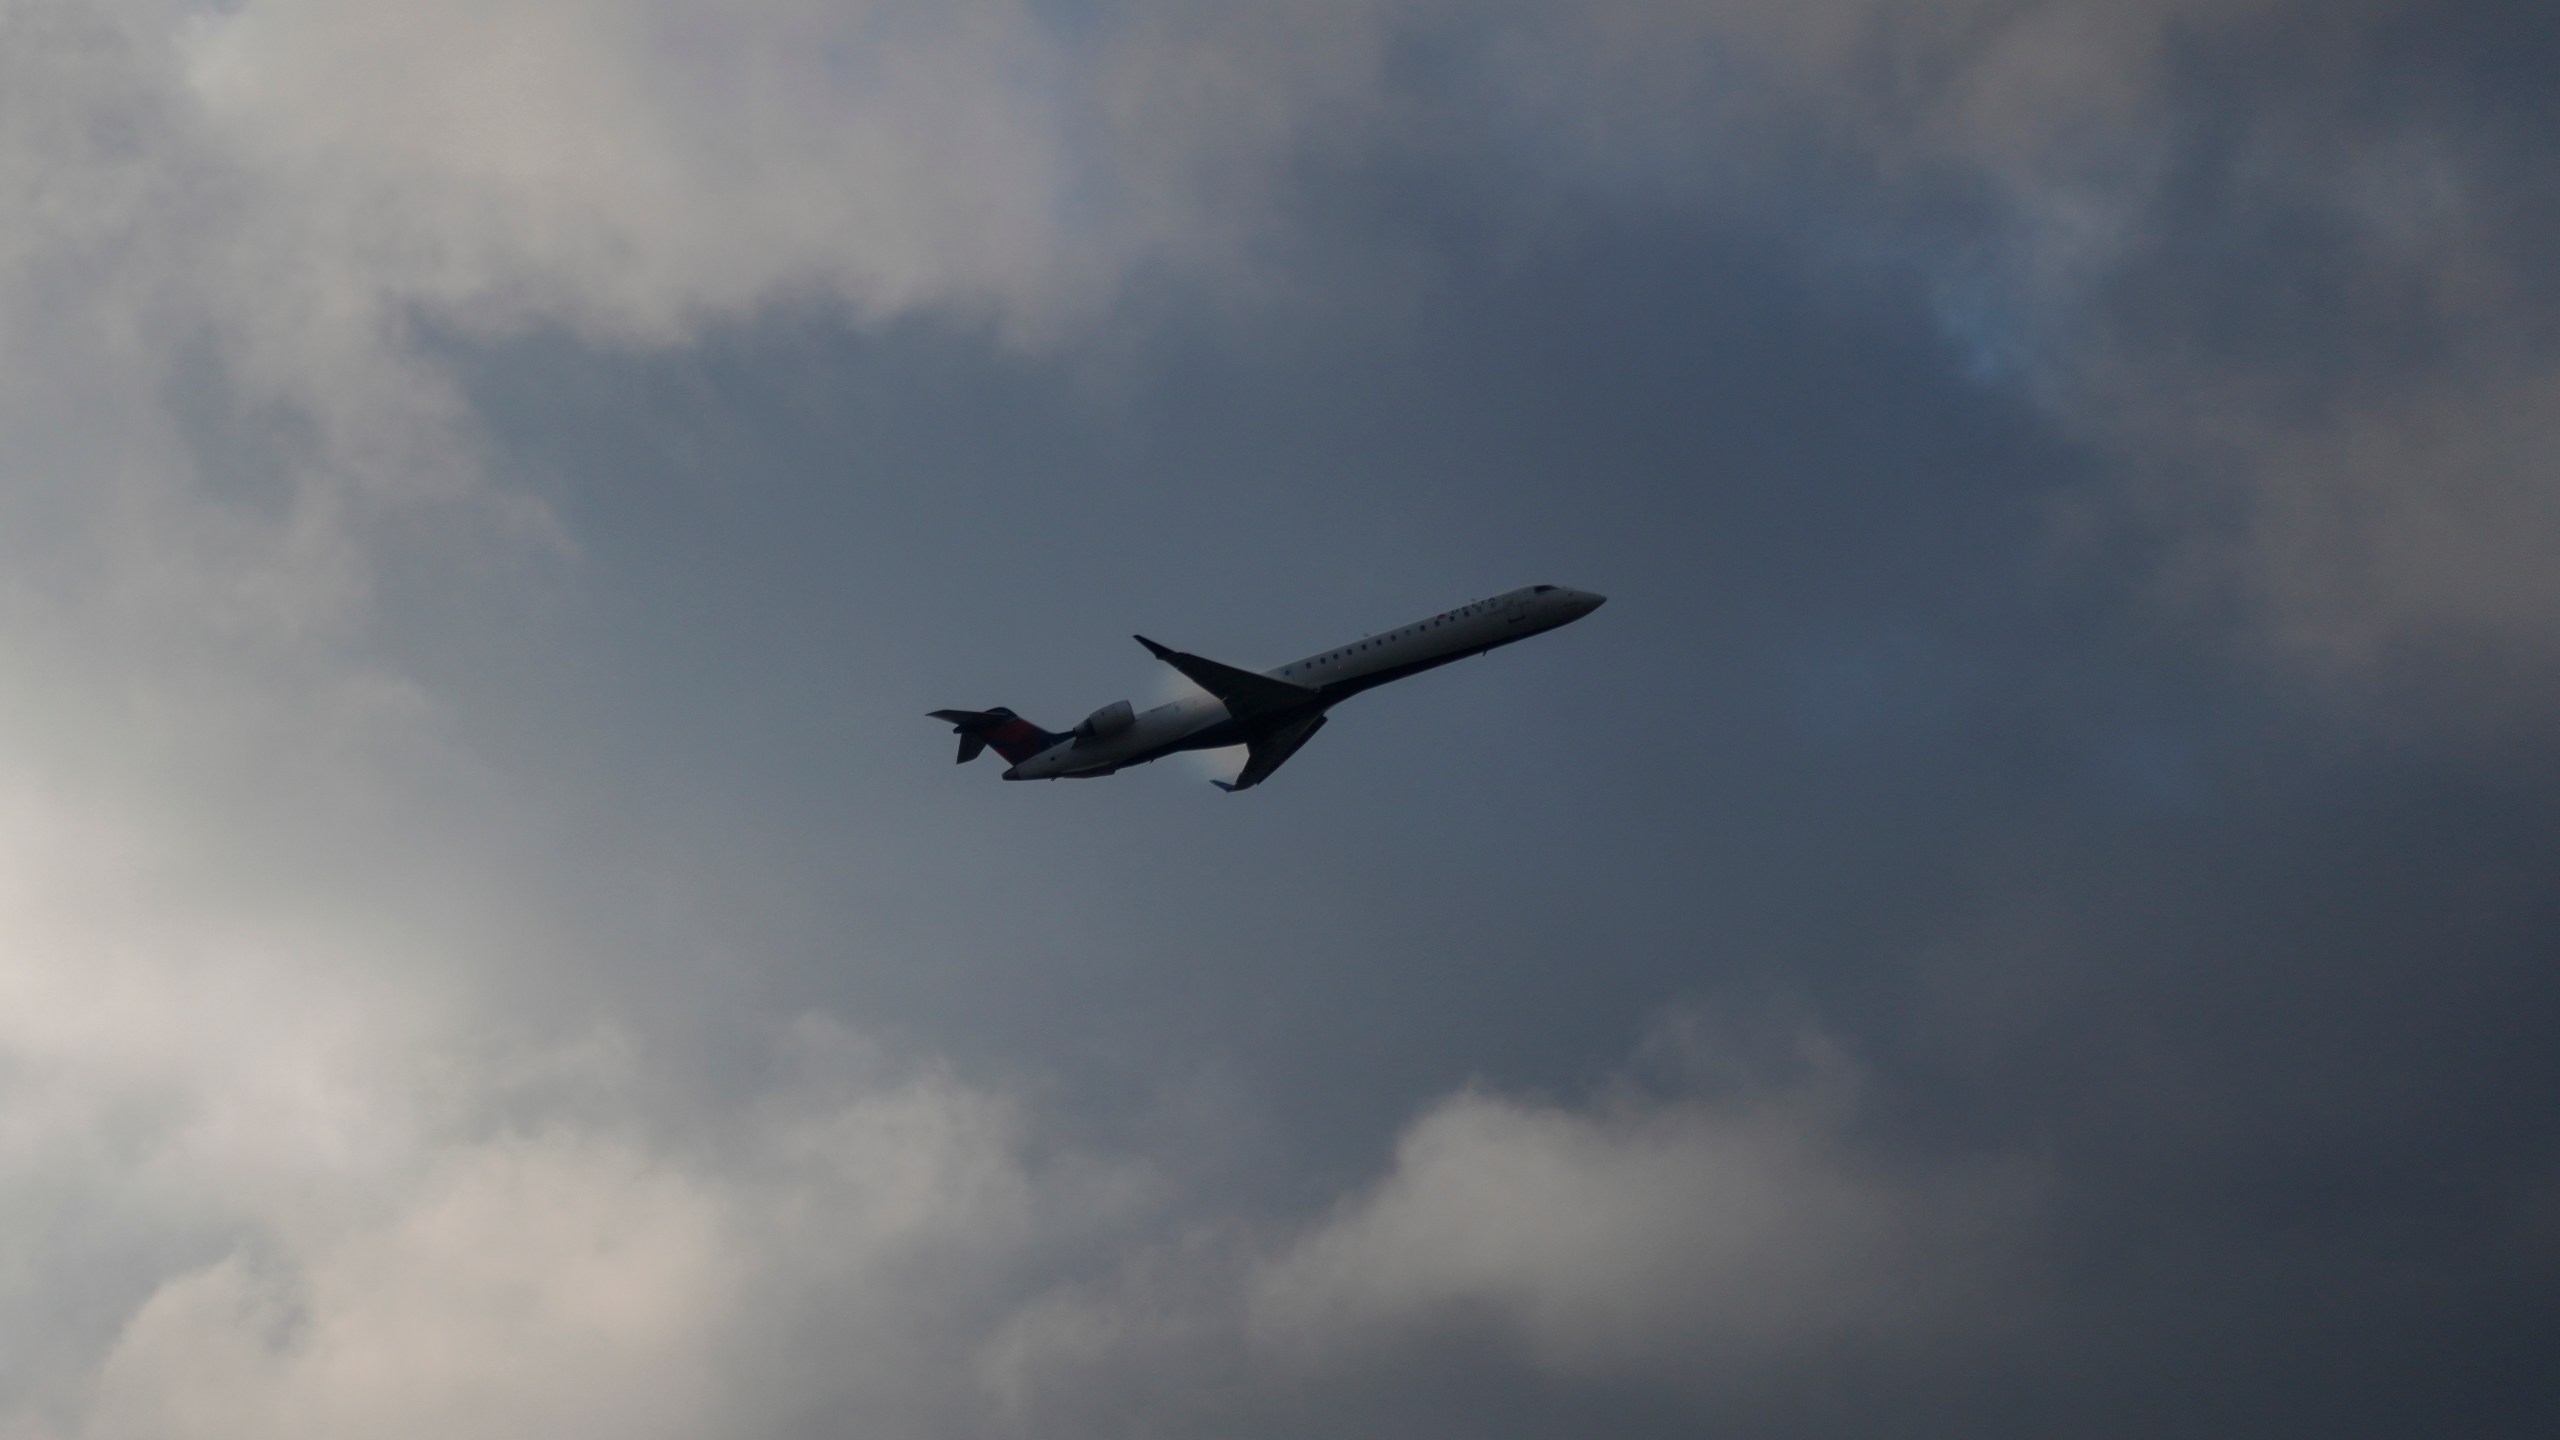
[6, 2, 2558, 1436]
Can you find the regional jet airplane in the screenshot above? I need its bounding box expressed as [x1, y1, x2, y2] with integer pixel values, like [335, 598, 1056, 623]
[930, 584, 1605, 791]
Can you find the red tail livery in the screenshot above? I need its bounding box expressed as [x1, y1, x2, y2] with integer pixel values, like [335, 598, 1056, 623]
[927, 708, 1067, 766]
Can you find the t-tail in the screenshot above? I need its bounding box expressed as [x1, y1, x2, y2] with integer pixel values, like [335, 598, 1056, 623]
[928, 708, 1065, 765]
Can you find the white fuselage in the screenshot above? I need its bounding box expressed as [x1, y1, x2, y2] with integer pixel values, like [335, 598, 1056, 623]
[1004, 584, 1606, 780]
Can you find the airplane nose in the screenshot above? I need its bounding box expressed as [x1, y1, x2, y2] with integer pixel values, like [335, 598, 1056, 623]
[1577, 590, 1607, 614]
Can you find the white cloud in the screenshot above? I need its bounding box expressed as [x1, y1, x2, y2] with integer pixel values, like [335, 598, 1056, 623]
[971, 1031, 2040, 1431]
[62, 1072, 1054, 1440]
[1, 924, 1063, 1439]
[80, 1136, 738, 1440]
[1248, 1043, 2036, 1383]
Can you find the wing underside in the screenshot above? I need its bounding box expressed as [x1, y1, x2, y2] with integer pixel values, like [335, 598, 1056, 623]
[1215, 714, 1328, 792]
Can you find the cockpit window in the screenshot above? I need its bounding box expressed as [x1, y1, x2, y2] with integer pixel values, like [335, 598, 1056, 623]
[1533, 585, 1556, 593]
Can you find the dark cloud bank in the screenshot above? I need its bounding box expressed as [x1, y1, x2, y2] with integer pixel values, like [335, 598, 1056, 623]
[6, 1, 2558, 1436]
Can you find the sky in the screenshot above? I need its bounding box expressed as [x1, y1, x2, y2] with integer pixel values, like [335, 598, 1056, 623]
[4, 1, 2558, 1435]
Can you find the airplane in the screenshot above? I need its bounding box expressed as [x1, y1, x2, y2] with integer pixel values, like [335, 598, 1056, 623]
[930, 584, 1605, 792]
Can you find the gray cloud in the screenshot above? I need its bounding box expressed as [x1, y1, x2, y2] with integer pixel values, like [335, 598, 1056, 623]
[19, 2, 2554, 699]
[5, 0, 2558, 1436]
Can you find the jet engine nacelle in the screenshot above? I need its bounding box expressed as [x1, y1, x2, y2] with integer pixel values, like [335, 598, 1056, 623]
[1074, 699, 1136, 740]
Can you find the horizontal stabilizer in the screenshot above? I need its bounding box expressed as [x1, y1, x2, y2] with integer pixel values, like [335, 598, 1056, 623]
[1132, 636, 1317, 717]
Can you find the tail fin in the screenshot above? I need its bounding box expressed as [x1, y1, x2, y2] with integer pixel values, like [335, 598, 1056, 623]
[928, 708, 1065, 766]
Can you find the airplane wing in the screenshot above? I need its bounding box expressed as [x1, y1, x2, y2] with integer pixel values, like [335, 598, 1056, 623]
[1214, 715, 1328, 792]
[1133, 635, 1317, 717]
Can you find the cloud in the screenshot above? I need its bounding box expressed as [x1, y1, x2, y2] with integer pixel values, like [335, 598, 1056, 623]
[72, 1081, 1043, 1440]
[3, 2, 2554, 1435]
[1248, 1035, 2037, 1384]
[179, 0, 1092, 348]
[81, 1135, 738, 1440]
[971, 1027, 2041, 1433]
[7, 776, 2033, 1440]
[1752, 1, 2560, 701]
[17, 2, 2552, 698]
[2115, 354, 2560, 717]
[1356, 0, 2560, 705]
[5, 941, 1065, 1439]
